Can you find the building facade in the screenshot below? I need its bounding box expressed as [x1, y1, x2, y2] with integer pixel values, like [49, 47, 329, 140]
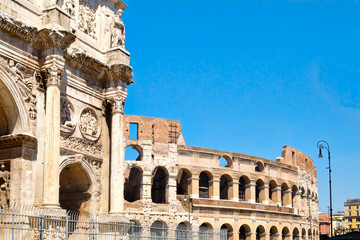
[0, 0, 319, 239]
[344, 199, 360, 230]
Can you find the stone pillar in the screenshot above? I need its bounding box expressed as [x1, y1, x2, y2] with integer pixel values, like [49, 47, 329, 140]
[189, 177, 199, 198]
[275, 186, 282, 206]
[109, 97, 126, 214]
[231, 182, 239, 201]
[261, 186, 269, 204]
[284, 190, 292, 208]
[248, 182, 256, 203]
[210, 179, 220, 200]
[42, 58, 62, 208]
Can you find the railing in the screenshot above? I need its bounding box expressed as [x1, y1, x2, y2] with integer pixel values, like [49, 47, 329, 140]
[0, 203, 229, 240]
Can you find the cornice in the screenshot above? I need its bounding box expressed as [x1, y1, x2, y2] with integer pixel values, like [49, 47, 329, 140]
[0, 134, 37, 149]
[0, 11, 75, 50]
[65, 50, 133, 84]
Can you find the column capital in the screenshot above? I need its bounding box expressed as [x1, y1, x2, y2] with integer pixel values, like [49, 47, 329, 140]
[41, 55, 65, 88]
[110, 96, 126, 114]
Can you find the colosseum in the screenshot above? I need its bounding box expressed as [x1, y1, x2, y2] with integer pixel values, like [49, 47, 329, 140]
[0, 0, 319, 239]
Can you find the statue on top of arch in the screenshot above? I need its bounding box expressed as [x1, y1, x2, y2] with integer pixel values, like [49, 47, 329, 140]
[111, 9, 126, 48]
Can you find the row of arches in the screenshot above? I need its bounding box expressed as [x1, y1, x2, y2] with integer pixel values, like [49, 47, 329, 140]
[128, 220, 318, 240]
[124, 165, 317, 206]
[126, 146, 266, 173]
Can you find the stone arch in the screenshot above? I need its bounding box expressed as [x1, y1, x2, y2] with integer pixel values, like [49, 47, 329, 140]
[0, 60, 31, 134]
[220, 174, 233, 200]
[219, 154, 232, 167]
[199, 222, 213, 240]
[220, 223, 234, 240]
[125, 144, 143, 161]
[269, 226, 278, 240]
[124, 166, 143, 202]
[256, 179, 265, 203]
[239, 175, 250, 201]
[129, 219, 142, 239]
[59, 155, 97, 213]
[282, 227, 290, 240]
[177, 168, 192, 196]
[269, 180, 278, 203]
[255, 160, 264, 172]
[239, 224, 251, 240]
[301, 228, 306, 240]
[292, 227, 300, 240]
[150, 220, 167, 239]
[291, 185, 299, 208]
[176, 222, 190, 239]
[281, 183, 291, 206]
[256, 225, 266, 240]
[151, 166, 169, 203]
[199, 171, 213, 199]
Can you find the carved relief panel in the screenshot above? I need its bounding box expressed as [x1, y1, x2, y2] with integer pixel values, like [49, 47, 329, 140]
[0, 57, 39, 127]
[0, 161, 10, 208]
[60, 97, 76, 134]
[78, 0, 97, 39]
[79, 108, 100, 141]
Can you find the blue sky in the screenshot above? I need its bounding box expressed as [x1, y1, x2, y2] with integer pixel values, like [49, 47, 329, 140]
[123, 0, 360, 213]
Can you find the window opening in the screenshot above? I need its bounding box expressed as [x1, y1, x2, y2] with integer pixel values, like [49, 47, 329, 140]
[169, 124, 179, 143]
[130, 123, 138, 139]
[199, 172, 210, 198]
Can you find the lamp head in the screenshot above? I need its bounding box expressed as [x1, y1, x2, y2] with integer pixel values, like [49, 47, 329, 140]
[318, 148, 323, 158]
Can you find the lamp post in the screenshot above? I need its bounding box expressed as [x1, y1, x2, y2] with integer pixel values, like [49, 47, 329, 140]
[317, 140, 333, 240]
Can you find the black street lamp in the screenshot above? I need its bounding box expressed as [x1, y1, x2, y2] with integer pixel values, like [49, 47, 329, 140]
[317, 140, 333, 240]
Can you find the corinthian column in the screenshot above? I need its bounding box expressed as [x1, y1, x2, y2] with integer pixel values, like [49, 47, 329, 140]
[109, 97, 126, 214]
[42, 61, 62, 208]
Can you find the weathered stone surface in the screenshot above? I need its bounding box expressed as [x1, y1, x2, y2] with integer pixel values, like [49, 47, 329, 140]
[0, 1, 318, 239]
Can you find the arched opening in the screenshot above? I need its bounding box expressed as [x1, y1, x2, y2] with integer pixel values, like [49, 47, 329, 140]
[301, 187, 305, 199]
[239, 176, 249, 201]
[282, 227, 290, 240]
[150, 221, 167, 240]
[0, 66, 30, 135]
[124, 167, 142, 202]
[255, 161, 264, 172]
[281, 183, 289, 206]
[292, 228, 299, 240]
[59, 163, 92, 213]
[256, 225, 266, 240]
[270, 226, 278, 240]
[125, 145, 142, 161]
[199, 171, 212, 198]
[220, 174, 232, 200]
[292, 185, 298, 208]
[219, 156, 232, 167]
[129, 220, 141, 240]
[176, 222, 190, 240]
[151, 167, 168, 203]
[239, 224, 251, 240]
[220, 224, 233, 240]
[301, 229, 306, 240]
[269, 180, 277, 204]
[0, 99, 9, 136]
[199, 223, 213, 240]
[256, 179, 265, 203]
[177, 169, 191, 195]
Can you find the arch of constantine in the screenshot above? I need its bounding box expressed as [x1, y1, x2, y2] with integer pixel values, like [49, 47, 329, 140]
[0, 0, 319, 239]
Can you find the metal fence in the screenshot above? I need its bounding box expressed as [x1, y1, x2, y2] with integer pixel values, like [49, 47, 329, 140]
[0, 204, 229, 240]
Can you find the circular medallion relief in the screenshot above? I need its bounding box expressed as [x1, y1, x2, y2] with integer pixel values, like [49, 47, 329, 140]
[60, 97, 76, 135]
[79, 108, 100, 141]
